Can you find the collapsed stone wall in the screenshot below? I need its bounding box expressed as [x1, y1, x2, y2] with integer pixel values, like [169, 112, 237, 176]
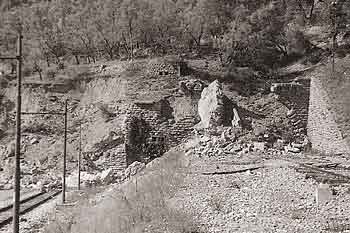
[124, 99, 198, 162]
[83, 97, 198, 173]
[307, 76, 350, 155]
[271, 80, 310, 142]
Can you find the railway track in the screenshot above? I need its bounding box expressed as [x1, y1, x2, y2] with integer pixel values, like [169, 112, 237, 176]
[283, 156, 350, 185]
[0, 190, 61, 228]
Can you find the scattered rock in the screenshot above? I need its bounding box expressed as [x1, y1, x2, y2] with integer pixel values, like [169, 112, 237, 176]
[284, 145, 301, 153]
[99, 64, 107, 72]
[124, 161, 146, 179]
[100, 168, 114, 184]
[231, 108, 242, 128]
[5, 141, 15, 157]
[29, 137, 40, 145]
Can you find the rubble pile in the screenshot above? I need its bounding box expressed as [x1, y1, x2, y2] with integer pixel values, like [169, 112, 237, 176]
[0, 159, 62, 191]
[146, 59, 178, 77]
[189, 124, 312, 159]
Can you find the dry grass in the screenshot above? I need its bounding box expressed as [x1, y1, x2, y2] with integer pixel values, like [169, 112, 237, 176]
[45, 150, 201, 233]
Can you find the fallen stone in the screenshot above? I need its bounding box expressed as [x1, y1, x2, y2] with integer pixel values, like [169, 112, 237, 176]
[29, 137, 39, 145]
[291, 142, 304, 149]
[230, 145, 243, 153]
[124, 161, 145, 179]
[3, 183, 13, 190]
[100, 64, 107, 72]
[232, 108, 242, 128]
[100, 168, 114, 184]
[284, 145, 301, 153]
[287, 109, 295, 117]
[5, 141, 15, 157]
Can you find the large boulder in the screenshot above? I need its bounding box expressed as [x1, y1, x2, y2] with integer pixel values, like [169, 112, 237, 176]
[198, 80, 232, 128]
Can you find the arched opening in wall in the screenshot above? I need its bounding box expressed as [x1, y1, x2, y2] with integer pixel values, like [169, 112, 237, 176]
[271, 80, 311, 143]
[125, 117, 150, 165]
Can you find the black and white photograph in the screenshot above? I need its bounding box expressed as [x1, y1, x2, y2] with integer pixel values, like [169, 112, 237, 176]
[1, 0, 350, 232]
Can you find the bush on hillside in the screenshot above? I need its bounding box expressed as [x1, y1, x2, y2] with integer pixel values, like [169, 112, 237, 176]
[44, 68, 57, 81]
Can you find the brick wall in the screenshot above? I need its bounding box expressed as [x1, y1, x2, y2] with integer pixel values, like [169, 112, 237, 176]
[307, 76, 350, 155]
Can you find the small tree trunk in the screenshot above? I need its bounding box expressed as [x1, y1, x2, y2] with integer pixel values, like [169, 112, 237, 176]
[38, 71, 42, 81]
[109, 49, 114, 60]
[46, 56, 50, 67]
[10, 63, 15, 74]
[74, 55, 80, 65]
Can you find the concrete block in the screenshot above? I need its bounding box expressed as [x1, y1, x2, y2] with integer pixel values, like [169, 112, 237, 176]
[315, 183, 332, 205]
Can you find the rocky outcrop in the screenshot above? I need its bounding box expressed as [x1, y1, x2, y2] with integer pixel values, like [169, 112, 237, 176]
[198, 80, 234, 128]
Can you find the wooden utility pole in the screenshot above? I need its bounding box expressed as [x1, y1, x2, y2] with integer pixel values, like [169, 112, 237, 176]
[78, 123, 82, 190]
[62, 99, 68, 203]
[0, 33, 23, 233]
[22, 107, 68, 204]
[13, 32, 22, 233]
[331, 1, 338, 75]
[332, 10, 336, 74]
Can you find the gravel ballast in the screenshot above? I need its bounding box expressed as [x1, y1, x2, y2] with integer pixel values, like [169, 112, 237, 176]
[170, 153, 350, 233]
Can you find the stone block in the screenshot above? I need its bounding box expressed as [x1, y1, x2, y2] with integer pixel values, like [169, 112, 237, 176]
[315, 183, 332, 205]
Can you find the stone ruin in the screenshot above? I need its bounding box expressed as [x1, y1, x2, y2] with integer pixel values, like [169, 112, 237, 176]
[271, 79, 310, 143]
[146, 58, 189, 77]
[79, 79, 252, 182]
[82, 97, 199, 176]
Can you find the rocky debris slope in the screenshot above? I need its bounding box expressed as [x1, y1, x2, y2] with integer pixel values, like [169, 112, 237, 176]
[190, 125, 311, 161]
[170, 150, 350, 233]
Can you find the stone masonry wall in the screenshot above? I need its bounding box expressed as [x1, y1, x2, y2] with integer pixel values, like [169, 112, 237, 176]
[307, 77, 350, 155]
[85, 98, 198, 173]
[271, 80, 310, 142]
[124, 100, 198, 164]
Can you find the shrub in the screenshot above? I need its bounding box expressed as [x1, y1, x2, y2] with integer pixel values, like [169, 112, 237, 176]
[57, 62, 65, 70]
[208, 194, 224, 212]
[22, 65, 33, 77]
[44, 68, 57, 81]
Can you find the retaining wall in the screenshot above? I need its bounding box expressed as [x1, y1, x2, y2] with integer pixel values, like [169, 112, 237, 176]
[271, 80, 310, 142]
[307, 76, 350, 155]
